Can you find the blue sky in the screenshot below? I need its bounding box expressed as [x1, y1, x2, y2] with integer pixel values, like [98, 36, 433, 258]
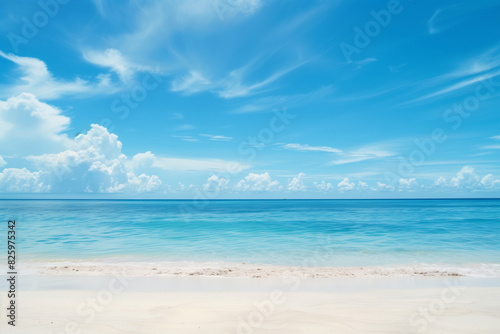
[0, 0, 499, 198]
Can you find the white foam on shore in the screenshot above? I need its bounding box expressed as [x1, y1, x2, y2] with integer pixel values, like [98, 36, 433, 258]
[17, 261, 500, 278]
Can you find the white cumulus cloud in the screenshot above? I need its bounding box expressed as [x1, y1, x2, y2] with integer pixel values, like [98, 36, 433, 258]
[287, 173, 306, 191]
[449, 166, 481, 188]
[314, 180, 333, 191]
[433, 166, 500, 191]
[0, 168, 49, 193]
[24, 124, 163, 193]
[236, 172, 282, 191]
[337, 177, 355, 192]
[0, 93, 71, 156]
[434, 176, 447, 187]
[399, 178, 418, 191]
[357, 181, 370, 191]
[481, 174, 500, 189]
[203, 175, 229, 192]
[0, 51, 116, 99]
[377, 182, 394, 191]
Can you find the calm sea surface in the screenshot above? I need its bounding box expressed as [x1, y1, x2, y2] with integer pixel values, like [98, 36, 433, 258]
[1, 199, 499, 267]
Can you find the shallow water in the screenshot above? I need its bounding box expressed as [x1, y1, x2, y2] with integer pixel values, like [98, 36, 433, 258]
[1, 199, 499, 270]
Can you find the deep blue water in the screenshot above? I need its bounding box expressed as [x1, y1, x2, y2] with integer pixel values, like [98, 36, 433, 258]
[1, 199, 499, 267]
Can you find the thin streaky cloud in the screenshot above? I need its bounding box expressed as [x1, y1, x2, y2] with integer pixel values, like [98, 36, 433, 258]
[353, 58, 376, 70]
[427, 2, 500, 35]
[427, 8, 450, 35]
[171, 113, 184, 120]
[175, 124, 195, 131]
[405, 69, 500, 104]
[172, 135, 198, 142]
[483, 145, 500, 150]
[199, 134, 233, 141]
[153, 157, 249, 172]
[218, 59, 310, 99]
[394, 46, 500, 106]
[328, 156, 371, 166]
[282, 143, 342, 154]
[232, 85, 334, 114]
[329, 145, 397, 166]
[446, 45, 500, 79]
[121, 1, 321, 100]
[388, 64, 406, 73]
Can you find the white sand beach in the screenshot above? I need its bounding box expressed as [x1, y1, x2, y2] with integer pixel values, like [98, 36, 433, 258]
[1, 272, 500, 333]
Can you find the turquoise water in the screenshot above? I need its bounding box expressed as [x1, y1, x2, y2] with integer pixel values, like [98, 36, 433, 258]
[1, 199, 499, 267]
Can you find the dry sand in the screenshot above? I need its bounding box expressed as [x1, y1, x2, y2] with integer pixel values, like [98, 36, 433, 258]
[1, 275, 499, 333]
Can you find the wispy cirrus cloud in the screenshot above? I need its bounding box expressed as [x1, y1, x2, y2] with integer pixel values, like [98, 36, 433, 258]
[83, 48, 155, 83]
[329, 145, 397, 166]
[447, 46, 500, 78]
[352, 57, 376, 70]
[281, 141, 396, 166]
[408, 68, 500, 104]
[171, 112, 184, 120]
[131, 150, 251, 174]
[427, 2, 500, 35]
[171, 71, 212, 95]
[231, 85, 334, 113]
[81, 0, 330, 100]
[483, 145, 500, 150]
[199, 134, 233, 141]
[174, 124, 195, 131]
[152, 157, 249, 172]
[483, 135, 500, 149]
[282, 143, 341, 153]
[170, 53, 312, 99]
[404, 46, 500, 104]
[427, 7, 452, 35]
[171, 135, 198, 142]
[215, 59, 310, 99]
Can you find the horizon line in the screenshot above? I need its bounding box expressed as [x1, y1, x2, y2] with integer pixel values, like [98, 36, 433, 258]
[0, 198, 499, 201]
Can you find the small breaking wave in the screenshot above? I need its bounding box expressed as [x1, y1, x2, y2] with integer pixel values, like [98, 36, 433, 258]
[24, 261, 500, 278]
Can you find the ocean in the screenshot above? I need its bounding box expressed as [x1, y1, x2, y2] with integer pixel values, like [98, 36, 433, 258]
[1, 199, 499, 276]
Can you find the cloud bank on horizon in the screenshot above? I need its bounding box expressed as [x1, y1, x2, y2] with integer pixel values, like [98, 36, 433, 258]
[0, 0, 499, 198]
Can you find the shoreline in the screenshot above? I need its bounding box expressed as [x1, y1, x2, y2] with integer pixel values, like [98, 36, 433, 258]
[12, 260, 500, 278]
